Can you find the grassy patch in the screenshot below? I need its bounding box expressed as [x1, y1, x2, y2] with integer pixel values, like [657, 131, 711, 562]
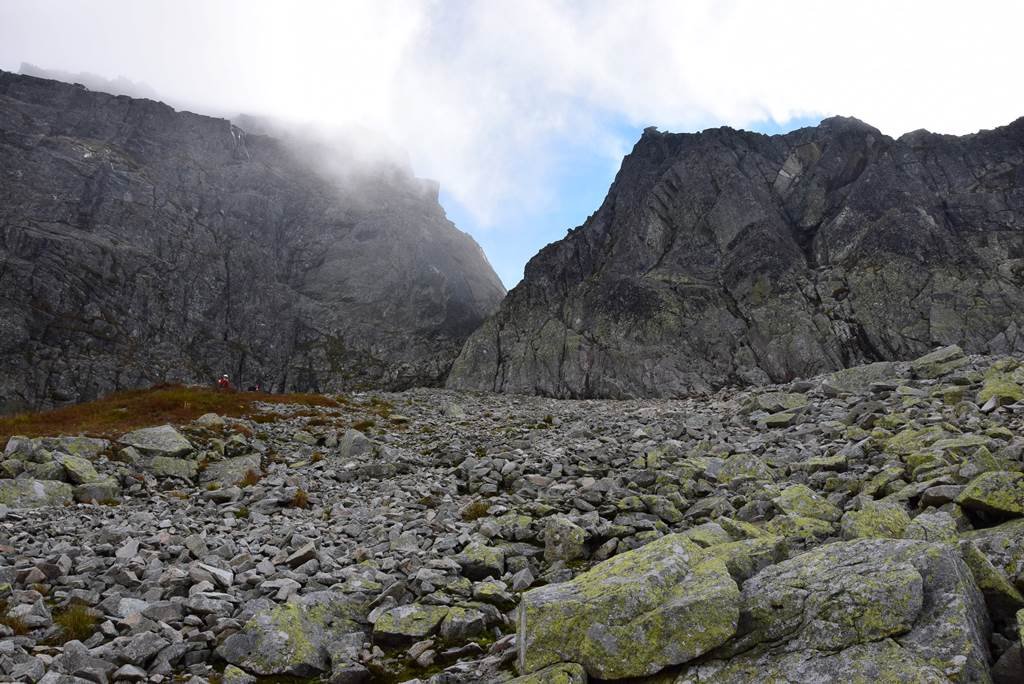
[50, 603, 99, 644]
[0, 384, 340, 442]
[289, 488, 310, 509]
[461, 499, 491, 521]
[240, 470, 262, 487]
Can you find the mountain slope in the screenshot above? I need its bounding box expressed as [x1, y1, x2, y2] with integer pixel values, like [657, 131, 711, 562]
[0, 70, 505, 412]
[448, 116, 1024, 397]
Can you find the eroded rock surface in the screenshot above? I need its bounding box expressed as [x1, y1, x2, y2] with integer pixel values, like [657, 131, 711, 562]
[449, 117, 1024, 398]
[0, 70, 504, 412]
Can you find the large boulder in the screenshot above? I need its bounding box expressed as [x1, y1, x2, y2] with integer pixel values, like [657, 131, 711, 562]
[120, 425, 193, 458]
[677, 539, 991, 683]
[217, 591, 367, 677]
[0, 479, 73, 508]
[200, 454, 262, 486]
[52, 452, 101, 484]
[957, 471, 1024, 518]
[517, 533, 740, 679]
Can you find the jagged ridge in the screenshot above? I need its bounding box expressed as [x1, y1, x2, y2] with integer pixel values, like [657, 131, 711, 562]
[449, 115, 1024, 397]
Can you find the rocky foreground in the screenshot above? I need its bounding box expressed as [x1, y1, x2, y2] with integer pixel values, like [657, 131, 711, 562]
[2, 345, 1024, 683]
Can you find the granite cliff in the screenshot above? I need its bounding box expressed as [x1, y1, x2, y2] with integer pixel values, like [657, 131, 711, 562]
[0, 70, 505, 412]
[449, 116, 1024, 397]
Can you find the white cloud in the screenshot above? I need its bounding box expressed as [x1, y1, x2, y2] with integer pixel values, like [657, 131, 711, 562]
[1, 0, 1023, 226]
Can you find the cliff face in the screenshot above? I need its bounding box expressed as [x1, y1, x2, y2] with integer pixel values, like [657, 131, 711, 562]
[448, 116, 1024, 398]
[0, 71, 505, 412]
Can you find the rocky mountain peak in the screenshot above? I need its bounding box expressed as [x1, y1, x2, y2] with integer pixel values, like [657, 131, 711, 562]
[449, 114, 1024, 398]
[0, 69, 505, 412]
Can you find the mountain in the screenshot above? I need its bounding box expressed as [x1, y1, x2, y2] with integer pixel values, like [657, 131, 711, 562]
[448, 116, 1024, 397]
[0, 70, 505, 412]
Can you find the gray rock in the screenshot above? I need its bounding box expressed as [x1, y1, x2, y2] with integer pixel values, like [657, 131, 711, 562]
[542, 515, 586, 563]
[448, 117, 1024, 398]
[0, 479, 73, 508]
[679, 539, 991, 683]
[0, 69, 504, 412]
[518, 533, 739, 679]
[120, 426, 193, 458]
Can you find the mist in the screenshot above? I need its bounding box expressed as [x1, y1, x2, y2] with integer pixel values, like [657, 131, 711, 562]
[3, 0, 1024, 284]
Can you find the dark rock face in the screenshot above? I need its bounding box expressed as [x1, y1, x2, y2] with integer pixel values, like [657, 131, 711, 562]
[0, 70, 505, 412]
[449, 116, 1024, 397]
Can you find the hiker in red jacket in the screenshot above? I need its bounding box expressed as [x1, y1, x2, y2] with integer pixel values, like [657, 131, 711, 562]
[217, 374, 232, 391]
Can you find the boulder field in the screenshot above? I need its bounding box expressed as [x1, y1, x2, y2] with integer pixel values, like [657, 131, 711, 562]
[1, 346, 1023, 682]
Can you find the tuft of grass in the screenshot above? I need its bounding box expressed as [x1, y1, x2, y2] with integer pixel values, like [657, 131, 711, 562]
[368, 397, 393, 419]
[310, 452, 324, 464]
[352, 419, 376, 432]
[289, 488, 310, 509]
[240, 470, 262, 487]
[236, 506, 250, 519]
[0, 384, 341, 443]
[205, 482, 222, 491]
[461, 499, 491, 521]
[51, 603, 99, 644]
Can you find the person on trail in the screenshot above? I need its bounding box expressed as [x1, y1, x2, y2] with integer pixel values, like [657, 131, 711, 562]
[217, 374, 232, 391]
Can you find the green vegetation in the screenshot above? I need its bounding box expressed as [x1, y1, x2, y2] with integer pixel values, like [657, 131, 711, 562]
[51, 603, 99, 644]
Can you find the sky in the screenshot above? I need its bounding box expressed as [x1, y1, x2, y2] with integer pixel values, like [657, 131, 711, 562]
[2, 1, 1024, 289]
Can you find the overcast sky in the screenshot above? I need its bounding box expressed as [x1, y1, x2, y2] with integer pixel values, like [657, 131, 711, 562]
[2, 0, 1023, 287]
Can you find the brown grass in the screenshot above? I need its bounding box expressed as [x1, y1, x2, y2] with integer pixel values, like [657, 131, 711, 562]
[0, 384, 340, 443]
[289, 488, 310, 509]
[460, 499, 491, 521]
[50, 603, 99, 644]
[240, 469, 262, 487]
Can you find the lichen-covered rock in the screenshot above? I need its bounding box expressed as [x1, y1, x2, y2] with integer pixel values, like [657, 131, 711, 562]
[145, 456, 199, 480]
[680, 539, 991, 683]
[543, 516, 586, 563]
[120, 425, 193, 458]
[454, 542, 505, 580]
[0, 479, 73, 508]
[821, 362, 900, 394]
[676, 639, 949, 683]
[774, 484, 841, 522]
[439, 605, 487, 641]
[200, 454, 262, 486]
[217, 591, 367, 676]
[911, 345, 968, 379]
[839, 504, 911, 539]
[518, 534, 739, 679]
[73, 478, 121, 504]
[751, 392, 808, 413]
[957, 471, 1024, 517]
[53, 452, 101, 485]
[902, 511, 958, 544]
[959, 540, 1024, 623]
[978, 366, 1024, 406]
[963, 519, 1024, 598]
[373, 603, 450, 643]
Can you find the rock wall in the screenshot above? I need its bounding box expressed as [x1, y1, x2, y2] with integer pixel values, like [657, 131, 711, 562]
[448, 116, 1024, 397]
[0, 71, 505, 411]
